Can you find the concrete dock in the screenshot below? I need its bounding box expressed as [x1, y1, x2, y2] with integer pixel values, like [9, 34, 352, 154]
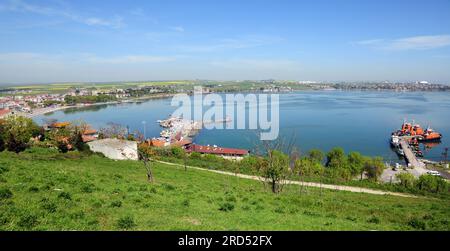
[399, 138, 428, 176]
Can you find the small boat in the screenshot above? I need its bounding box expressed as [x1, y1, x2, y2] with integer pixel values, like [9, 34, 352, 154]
[390, 135, 400, 147]
[419, 127, 442, 141]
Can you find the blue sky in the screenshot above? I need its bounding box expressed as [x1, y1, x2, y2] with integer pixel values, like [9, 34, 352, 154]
[1, 0, 450, 84]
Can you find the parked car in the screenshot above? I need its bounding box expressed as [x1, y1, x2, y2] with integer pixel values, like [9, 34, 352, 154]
[427, 170, 441, 176]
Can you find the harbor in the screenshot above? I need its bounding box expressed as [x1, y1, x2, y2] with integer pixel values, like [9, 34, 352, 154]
[389, 120, 447, 178]
[149, 115, 232, 147]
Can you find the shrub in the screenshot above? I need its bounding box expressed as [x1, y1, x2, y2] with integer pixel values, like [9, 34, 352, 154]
[408, 217, 426, 230]
[41, 199, 57, 213]
[415, 175, 448, 193]
[190, 152, 202, 159]
[81, 184, 94, 193]
[326, 147, 347, 169]
[17, 213, 38, 229]
[219, 202, 235, 212]
[116, 215, 136, 229]
[58, 191, 72, 200]
[367, 216, 380, 224]
[110, 200, 122, 208]
[28, 186, 39, 192]
[0, 188, 13, 200]
[171, 146, 184, 158]
[2, 116, 40, 153]
[396, 172, 416, 189]
[182, 199, 190, 207]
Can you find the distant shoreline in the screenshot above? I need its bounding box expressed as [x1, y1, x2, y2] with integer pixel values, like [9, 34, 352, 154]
[25, 93, 177, 118]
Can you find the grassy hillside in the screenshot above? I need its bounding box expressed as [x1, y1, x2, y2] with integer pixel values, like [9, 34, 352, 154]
[0, 148, 449, 230]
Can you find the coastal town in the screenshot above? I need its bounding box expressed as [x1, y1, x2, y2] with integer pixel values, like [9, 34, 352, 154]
[1, 80, 450, 119]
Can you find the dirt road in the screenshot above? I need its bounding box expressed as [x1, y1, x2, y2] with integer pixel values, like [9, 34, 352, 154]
[155, 160, 416, 198]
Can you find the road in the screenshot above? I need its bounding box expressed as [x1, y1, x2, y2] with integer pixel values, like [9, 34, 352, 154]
[155, 160, 417, 198]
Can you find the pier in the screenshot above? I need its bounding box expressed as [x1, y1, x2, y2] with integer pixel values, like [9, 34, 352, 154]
[399, 137, 427, 176]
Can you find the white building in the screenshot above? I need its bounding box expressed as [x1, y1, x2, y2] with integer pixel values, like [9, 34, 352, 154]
[87, 138, 138, 160]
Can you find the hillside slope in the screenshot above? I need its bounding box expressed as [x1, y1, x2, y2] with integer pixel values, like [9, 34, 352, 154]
[0, 148, 449, 230]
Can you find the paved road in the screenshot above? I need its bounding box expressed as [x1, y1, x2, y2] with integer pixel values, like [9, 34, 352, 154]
[155, 160, 416, 198]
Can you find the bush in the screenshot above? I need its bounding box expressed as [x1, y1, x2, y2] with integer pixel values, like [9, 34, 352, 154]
[171, 146, 184, 158]
[219, 202, 235, 212]
[408, 217, 426, 230]
[190, 152, 202, 159]
[28, 186, 39, 192]
[0, 188, 13, 200]
[81, 184, 94, 193]
[110, 200, 122, 208]
[367, 215, 380, 224]
[326, 147, 347, 169]
[396, 172, 416, 189]
[415, 175, 448, 193]
[58, 191, 72, 200]
[17, 213, 39, 229]
[41, 199, 57, 213]
[116, 215, 136, 229]
[2, 116, 40, 153]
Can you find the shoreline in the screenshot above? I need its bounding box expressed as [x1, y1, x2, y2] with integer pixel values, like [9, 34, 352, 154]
[24, 93, 177, 118]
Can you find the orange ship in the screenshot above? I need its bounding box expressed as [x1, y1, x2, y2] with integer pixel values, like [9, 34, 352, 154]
[421, 127, 442, 141]
[395, 120, 442, 141]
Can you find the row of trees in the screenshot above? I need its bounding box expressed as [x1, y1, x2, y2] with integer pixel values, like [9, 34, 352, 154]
[64, 94, 117, 105]
[253, 147, 385, 193]
[137, 140, 386, 194]
[396, 172, 448, 194]
[0, 116, 88, 153]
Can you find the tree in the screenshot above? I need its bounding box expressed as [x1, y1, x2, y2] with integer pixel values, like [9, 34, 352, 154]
[364, 157, 385, 182]
[348, 151, 365, 178]
[308, 149, 324, 164]
[326, 147, 347, 169]
[98, 122, 127, 139]
[415, 175, 448, 193]
[396, 172, 415, 189]
[138, 148, 154, 183]
[254, 150, 290, 193]
[2, 116, 40, 153]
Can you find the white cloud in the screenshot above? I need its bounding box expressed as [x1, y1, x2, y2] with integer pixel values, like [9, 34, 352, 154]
[170, 26, 185, 32]
[85, 55, 176, 64]
[354, 35, 450, 50]
[0, 0, 124, 28]
[0, 52, 176, 64]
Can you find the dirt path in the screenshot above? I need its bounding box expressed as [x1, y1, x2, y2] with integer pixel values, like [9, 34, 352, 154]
[155, 160, 417, 198]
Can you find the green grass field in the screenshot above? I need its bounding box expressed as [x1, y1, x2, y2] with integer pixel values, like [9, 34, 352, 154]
[0, 148, 449, 230]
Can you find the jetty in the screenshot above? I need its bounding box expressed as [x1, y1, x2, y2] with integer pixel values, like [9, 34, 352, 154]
[398, 137, 428, 177]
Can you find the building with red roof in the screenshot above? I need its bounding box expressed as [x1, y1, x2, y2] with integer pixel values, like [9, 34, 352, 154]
[185, 144, 249, 159]
[0, 109, 11, 118]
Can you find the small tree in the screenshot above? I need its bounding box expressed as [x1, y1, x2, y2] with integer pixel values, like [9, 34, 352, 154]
[364, 157, 385, 182]
[326, 147, 347, 169]
[348, 151, 365, 178]
[415, 175, 447, 193]
[308, 149, 324, 164]
[255, 150, 290, 193]
[396, 172, 415, 189]
[138, 148, 154, 183]
[3, 116, 40, 153]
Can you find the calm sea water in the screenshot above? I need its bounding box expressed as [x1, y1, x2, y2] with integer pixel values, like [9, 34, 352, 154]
[34, 91, 450, 162]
